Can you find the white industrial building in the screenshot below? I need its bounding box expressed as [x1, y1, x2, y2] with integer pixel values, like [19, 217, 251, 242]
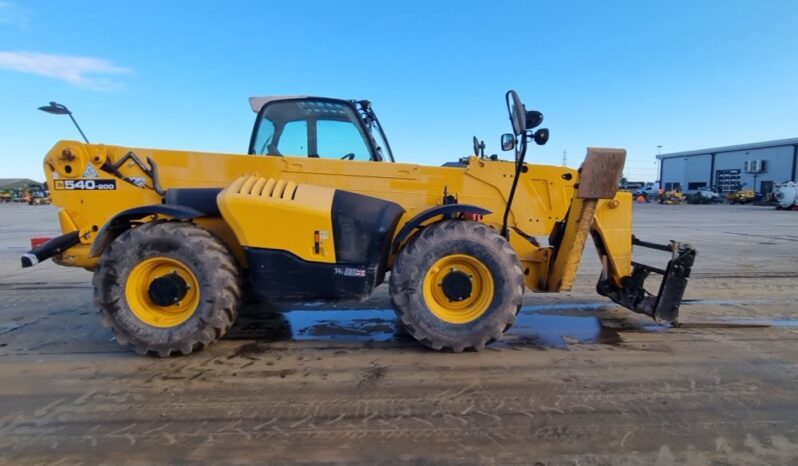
[656, 138, 798, 194]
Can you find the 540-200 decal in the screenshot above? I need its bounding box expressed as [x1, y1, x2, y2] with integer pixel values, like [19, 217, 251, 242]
[53, 179, 116, 190]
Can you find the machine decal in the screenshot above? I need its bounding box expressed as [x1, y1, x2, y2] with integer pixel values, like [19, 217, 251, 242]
[82, 164, 99, 178]
[334, 266, 366, 278]
[54, 179, 116, 191]
[129, 176, 147, 187]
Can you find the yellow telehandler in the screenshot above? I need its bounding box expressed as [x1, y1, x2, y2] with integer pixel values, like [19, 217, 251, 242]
[23, 91, 695, 356]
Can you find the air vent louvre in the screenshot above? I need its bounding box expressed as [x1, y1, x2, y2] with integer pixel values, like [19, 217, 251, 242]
[233, 175, 298, 199]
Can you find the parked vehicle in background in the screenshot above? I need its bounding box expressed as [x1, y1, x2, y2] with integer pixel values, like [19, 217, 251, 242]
[620, 182, 644, 192]
[697, 188, 721, 201]
[660, 190, 686, 205]
[774, 182, 798, 210]
[688, 188, 721, 204]
[28, 190, 51, 205]
[726, 188, 757, 204]
[11, 189, 26, 203]
[633, 182, 660, 199]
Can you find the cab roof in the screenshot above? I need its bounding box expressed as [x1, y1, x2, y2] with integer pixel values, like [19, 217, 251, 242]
[248, 95, 355, 113]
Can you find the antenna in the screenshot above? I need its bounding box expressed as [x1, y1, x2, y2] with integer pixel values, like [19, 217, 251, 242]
[38, 102, 90, 144]
[562, 150, 567, 167]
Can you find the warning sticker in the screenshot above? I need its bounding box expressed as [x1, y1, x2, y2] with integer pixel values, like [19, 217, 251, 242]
[82, 164, 99, 178]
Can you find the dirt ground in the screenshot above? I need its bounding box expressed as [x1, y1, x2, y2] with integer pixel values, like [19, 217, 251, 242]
[1, 202, 798, 465]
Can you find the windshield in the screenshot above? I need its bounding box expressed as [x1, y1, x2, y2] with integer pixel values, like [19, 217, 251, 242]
[251, 99, 377, 161]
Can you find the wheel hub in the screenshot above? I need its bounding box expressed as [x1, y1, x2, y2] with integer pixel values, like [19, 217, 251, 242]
[441, 270, 472, 301]
[125, 257, 200, 328]
[422, 254, 495, 324]
[148, 273, 189, 307]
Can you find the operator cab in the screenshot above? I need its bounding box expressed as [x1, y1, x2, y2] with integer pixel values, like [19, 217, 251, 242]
[248, 96, 394, 162]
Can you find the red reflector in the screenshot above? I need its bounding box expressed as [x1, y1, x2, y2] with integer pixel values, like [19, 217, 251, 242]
[31, 237, 51, 249]
[462, 213, 483, 221]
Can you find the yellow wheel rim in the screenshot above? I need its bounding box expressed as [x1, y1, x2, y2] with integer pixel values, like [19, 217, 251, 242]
[125, 257, 200, 328]
[422, 254, 495, 324]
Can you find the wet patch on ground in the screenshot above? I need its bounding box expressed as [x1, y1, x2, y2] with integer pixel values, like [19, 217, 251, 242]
[771, 319, 798, 326]
[497, 313, 625, 349]
[677, 319, 798, 328]
[227, 303, 669, 350]
[288, 311, 399, 342]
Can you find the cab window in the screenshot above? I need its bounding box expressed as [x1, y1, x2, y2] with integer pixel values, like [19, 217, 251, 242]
[277, 120, 307, 156]
[316, 120, 370, 160]
[252, 99, 376, 161]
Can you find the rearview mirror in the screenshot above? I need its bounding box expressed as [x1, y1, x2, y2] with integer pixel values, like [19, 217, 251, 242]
[506, 90, 526, 135]
[525, 110, 543, 129]
[501, 133, 516, 151]
[472, 136, 485, 157]
[533, 128, 550, 146]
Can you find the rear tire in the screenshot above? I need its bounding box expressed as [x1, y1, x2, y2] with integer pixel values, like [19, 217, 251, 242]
[93, 221, 241, 357]
[389, 220, 524, 352]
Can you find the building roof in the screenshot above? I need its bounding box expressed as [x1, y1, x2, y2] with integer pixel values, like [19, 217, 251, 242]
[0, 178, 41, 190]
[656, 137, 798, 160]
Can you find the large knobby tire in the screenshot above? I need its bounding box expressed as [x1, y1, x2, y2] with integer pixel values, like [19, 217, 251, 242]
[389, 220, 524, 352]
[93, 221, 241, 357]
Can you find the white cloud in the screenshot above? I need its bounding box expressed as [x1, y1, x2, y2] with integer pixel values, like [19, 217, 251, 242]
[0, 2, 29, 26]
[0, 51, 130, 91]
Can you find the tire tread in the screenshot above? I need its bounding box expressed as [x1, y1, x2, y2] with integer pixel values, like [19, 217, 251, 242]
[93, 221, 241, 357]
[389, 220, 524, 352]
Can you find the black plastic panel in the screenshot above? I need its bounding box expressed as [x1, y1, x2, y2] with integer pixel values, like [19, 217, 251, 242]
[245, 248, 377, 301]
[331, 190, 404, 266]
[164, 188, 223, 216]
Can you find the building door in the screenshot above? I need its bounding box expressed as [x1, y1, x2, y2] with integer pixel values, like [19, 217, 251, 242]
[716, 169, 742, 193]
[760, 180, 774, 195]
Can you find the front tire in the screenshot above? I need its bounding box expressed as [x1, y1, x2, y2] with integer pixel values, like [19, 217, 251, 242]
[93, 221, 241, 357]
[389, 220, 524, 352]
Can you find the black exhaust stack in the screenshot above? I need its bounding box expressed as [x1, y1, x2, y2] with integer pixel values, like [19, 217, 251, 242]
[21, 231, 81, 268]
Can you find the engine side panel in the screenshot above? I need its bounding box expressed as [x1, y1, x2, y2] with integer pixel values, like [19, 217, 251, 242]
[217, 174, 337, 263]
[218, 174, 404, 300]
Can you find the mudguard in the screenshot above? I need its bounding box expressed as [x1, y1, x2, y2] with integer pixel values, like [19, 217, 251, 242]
[391, 204, 491, 253]
[89, 204, 204, 257]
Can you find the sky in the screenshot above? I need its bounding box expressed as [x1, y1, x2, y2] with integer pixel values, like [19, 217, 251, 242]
[1, 0, 797, 182]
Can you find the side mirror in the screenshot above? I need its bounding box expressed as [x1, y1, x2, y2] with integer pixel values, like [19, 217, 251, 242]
[533, 128, 550, 146]
[506, 90, 526, 135]
[525, 110, 543, 129]
[501, 133, 516, 151]
[472, 136, 485, 157]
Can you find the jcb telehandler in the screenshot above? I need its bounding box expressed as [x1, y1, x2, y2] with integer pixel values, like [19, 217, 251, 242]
[23, 91, 696, 356]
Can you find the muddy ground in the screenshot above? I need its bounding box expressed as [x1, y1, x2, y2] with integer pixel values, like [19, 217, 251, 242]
[1, 203, 797, 465]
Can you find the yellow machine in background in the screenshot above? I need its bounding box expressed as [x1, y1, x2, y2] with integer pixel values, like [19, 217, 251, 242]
[23, 91, 696, 357]
[726, 188, 757, 204]
[660, 190, 686, 205]
[28, 190, 51, 205]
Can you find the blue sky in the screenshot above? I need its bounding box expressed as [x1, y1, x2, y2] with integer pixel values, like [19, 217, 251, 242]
[1, 0, 797, 181]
